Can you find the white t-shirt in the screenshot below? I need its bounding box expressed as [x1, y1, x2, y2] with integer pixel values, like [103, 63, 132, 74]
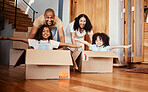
[28, 39, 60, 50]
[65, 21, 93, 51]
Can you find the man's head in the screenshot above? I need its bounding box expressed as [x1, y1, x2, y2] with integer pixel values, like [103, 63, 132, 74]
[44, 8, 55, 26]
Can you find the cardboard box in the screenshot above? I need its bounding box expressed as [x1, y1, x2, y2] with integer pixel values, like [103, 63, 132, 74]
[9, 49, 25, 65]
[72, 51, 118, 73]
[25, 49, 73, 79]
[13, 32, 28, 49]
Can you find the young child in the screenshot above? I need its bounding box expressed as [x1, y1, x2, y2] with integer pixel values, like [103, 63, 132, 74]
[73, 33, 131, 51]
[0, 25, 81, 50]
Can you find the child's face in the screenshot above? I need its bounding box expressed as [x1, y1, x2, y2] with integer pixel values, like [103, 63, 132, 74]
[95, 36, 103, 47]
[42, 27, 51, 40]
[79, 17, 86, 29]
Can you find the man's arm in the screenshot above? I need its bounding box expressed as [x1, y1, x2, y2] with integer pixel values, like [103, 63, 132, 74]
[28, 26, 38, 39]
[58, 27, 65, 43]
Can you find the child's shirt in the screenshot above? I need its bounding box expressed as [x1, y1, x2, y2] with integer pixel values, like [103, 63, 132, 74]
[28, 39, 60, 50]
[89, 44, 110, 51]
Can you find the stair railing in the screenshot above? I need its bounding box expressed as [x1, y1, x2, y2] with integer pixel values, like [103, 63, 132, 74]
[14, 0, 17, 29]
[14, 0, 38, 28]
[2, 0, 4, 11]
[22, 0, 38, 22]
[2, 0, 38, 29]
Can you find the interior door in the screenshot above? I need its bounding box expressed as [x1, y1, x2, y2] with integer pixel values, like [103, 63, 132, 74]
[123, 0, 144, 64]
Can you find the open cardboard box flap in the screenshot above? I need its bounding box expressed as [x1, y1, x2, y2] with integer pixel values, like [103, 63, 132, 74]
[26, 49, 73, 65]
[83, 51, 118, 58]
[72, 51, 118, 61]
[71, 51, 82, 61]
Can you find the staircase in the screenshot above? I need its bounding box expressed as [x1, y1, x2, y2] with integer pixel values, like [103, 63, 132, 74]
[0, 0, 33, 32]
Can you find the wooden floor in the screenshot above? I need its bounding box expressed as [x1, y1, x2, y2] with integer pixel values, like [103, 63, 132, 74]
[0, 65, 148, 92]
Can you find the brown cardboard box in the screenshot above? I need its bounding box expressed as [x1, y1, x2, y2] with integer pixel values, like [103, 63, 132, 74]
[72, 51, 118, 73]
[13, 32, 28, 49]
[9, 49, 25, 65]
[25, 49, 73, 79]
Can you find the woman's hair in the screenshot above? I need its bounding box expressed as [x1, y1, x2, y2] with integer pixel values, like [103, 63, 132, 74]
[33, 25, 53, 41]
[74, 14, 92, 32]
[92, 33, 110, 47]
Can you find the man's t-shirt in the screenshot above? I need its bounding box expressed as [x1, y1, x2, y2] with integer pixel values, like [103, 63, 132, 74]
[33, 15, 63, 29]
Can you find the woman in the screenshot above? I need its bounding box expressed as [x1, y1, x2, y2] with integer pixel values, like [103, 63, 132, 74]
[65, 14, 93, 51]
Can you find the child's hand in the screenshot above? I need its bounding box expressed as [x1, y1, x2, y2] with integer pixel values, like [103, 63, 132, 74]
[125, 44, 132, 48]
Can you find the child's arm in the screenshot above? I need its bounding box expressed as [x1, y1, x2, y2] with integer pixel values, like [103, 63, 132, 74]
[59, 43, 82, 48]
[0, 36, 28, 43]
[110, 44, 132, 50]
[72, 37, 91, 47]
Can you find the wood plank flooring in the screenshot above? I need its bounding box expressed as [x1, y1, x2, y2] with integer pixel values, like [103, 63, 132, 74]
[0, 65, 148, 92]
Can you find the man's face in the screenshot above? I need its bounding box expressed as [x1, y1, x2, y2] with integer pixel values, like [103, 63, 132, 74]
[44, 12, 55, 26]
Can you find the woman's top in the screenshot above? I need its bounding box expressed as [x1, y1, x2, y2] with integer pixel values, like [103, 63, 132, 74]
[65, 21, 93, 51]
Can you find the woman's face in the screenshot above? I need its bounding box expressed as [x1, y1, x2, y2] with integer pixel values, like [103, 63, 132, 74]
[42, 27, 51, 40]
[79, 17, 86, 29]
[95, 36, 103, 47]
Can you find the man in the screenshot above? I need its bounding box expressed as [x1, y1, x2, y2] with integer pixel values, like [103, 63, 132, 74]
[29, 8, 65, 43]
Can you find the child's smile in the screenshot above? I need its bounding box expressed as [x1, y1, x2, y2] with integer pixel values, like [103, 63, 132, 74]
[95, 36, 103, 47]
[42, 27, 51, 40]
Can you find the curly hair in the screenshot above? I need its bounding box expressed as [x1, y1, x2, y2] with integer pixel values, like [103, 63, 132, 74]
[92, 33, 110, 47]
[74, 14, 92, 32]
[33, 25, 53, 41]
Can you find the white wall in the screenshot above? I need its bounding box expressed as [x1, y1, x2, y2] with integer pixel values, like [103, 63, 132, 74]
[62, 0, 70, 31]
[0, 17, 14, 65]
[17, 0, 59, 20]
[109, 0, 124, 63]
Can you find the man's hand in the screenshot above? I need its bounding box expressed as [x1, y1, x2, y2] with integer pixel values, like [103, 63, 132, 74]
[28, 26, 38, 39]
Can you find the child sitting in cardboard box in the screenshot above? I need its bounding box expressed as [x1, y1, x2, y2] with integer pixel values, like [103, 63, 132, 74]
[0, 25, 81, 49]
[73, 32, 131, 51]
